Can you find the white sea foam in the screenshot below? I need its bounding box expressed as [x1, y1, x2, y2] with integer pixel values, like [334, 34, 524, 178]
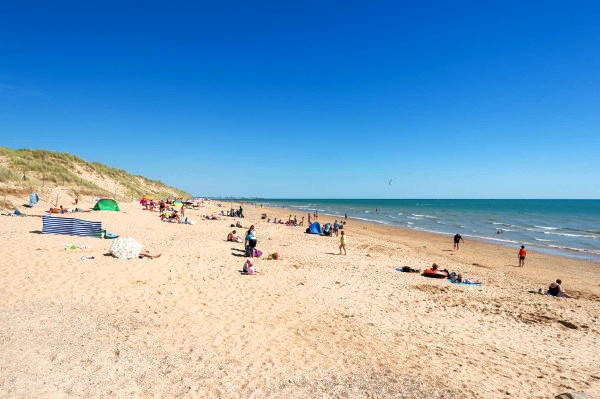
[534, 225, 559, 230]
[543, 231, 597, 239]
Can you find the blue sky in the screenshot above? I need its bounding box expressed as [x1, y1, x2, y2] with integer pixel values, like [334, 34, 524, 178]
[1, 0, 599, 198]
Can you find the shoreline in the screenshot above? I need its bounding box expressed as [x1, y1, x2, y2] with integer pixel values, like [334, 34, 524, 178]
[232, 201, 600, 299]
[244, 201, 600, 264]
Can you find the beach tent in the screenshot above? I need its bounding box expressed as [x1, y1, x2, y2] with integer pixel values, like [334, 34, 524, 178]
[29, 193, 39, 206]
[93, 198, 120, 211]
[42, 215, 103, 237]
[308, 222, 323, 235]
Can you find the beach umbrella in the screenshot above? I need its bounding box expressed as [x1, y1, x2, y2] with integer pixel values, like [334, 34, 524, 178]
[144, 195, 154, 200]
[109, 237, 143, 259]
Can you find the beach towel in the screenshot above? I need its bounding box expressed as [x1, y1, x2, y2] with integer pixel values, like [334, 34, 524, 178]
[42, 215, 103, 237]
[449, 280, 482, 286]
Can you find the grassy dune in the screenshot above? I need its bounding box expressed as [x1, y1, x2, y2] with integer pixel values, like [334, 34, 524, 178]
[0, 147, 190, 204]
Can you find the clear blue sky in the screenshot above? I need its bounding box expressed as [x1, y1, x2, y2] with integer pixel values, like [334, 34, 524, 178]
[1, 0, 599, 198]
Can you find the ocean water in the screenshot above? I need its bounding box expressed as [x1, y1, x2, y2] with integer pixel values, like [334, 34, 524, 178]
[255, 199, 600, 262]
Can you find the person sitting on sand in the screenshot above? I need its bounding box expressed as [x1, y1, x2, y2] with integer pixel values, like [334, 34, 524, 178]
[227, 230, 242, 242]
[547, 279, 571, 298]
[235, 220, 243, 228]
[170, 210, 181, 223]
[243, 258, 259, 275]
[431, 263, 451, 276]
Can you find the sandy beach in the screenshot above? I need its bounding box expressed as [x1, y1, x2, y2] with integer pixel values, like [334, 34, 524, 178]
[1, 198, 599, 398]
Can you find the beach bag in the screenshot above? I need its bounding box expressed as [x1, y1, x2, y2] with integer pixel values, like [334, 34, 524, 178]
[269, 252, 279, 260]
[253, 249, 262, 258]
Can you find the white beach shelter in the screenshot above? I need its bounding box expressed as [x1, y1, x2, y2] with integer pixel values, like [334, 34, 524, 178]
[109, 237, 143, 259]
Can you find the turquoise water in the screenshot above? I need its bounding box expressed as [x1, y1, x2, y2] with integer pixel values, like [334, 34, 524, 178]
[253, 199, 600, 262]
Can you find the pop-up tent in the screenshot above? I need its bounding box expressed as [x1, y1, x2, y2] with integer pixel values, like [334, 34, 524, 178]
[29, 193, 40, 207]
[308, 222, 323, 234]
[93, 198, 120, 211]
[42, 215, 103, 237]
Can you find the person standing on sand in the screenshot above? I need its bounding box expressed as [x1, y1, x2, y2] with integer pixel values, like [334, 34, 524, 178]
[333, 220, 340, 237]
[339, 230, 347, 255]
[453, 233, 464, 250]
[518, 245, 527, 267]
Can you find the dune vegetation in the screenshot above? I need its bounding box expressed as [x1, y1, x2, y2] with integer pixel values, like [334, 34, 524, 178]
[0, 147, 190, 207]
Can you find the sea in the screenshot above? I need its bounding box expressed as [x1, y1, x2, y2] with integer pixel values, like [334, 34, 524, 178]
[246, 199, 600, 262]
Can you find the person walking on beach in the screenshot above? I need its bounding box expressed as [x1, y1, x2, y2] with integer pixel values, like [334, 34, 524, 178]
[453, 233, 464, 250]
[339, 230, 347, 255]
[518, 245, 527, 267]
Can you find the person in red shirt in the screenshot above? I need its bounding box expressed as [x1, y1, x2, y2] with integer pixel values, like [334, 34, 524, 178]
[518, 245, 527, 267]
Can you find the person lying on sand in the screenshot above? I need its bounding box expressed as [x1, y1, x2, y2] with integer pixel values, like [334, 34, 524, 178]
[547, 279, 572, 298]
[452, 273, 481, 284]
[139, 250, 161, 259]
[399, 266, 420, 273]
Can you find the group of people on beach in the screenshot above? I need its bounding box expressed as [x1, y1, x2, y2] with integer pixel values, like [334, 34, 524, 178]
[225, 202, 574, 296]
[139, 197, 197, 224]
[452, 233, 572, 297]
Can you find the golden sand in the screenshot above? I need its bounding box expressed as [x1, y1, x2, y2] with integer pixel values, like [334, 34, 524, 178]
[1, 198, 599, 398]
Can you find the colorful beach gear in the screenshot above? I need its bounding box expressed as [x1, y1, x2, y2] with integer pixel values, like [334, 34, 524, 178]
[422, 269, 449, 279]
[308, 222, 323, 234]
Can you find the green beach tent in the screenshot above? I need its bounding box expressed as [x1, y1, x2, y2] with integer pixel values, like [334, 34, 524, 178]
[93, 198, 120, 211]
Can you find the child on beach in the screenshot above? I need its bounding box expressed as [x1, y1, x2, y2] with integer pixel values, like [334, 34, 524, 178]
[518, 245, 527, 267]
[243, 259, 259, 275]
[339, 230, 347, 255]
